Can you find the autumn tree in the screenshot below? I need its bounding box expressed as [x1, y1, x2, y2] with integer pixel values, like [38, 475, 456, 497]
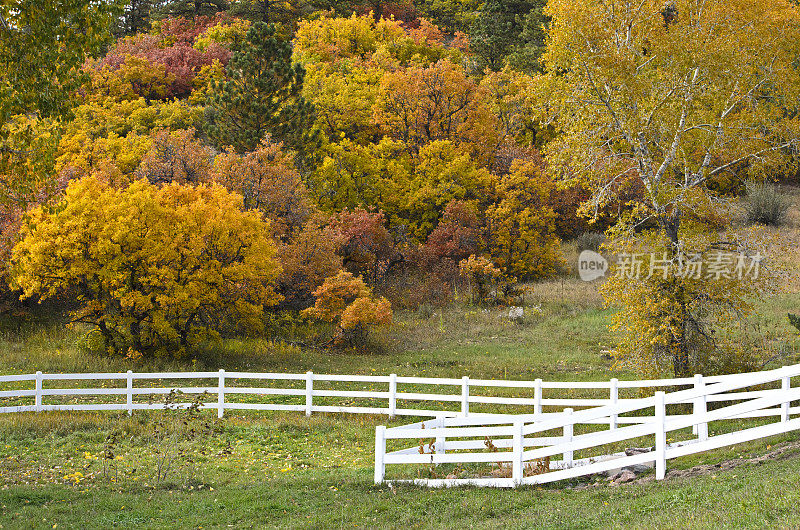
[312, 138, 495, 241]
[12, 177, 281, 357]
[485, 160, 561, 280]
[55, 97, 200, 183]
[137, 128, 214, 185]
[399, 140, 496, 240]
[539, 0, 800, 376]
[311, 138, 411, 214]
[212, 136, 314, 239]
[205, 21, 313, 152]
[303, 271, 392, 349]
[418, 199, 482, 294]
[326, 208, 398, 285]
[276, 220, 342, 310]
[0, 0, 117, 279]
[373, 58, 500, 163]
[99, 32, 231, 99]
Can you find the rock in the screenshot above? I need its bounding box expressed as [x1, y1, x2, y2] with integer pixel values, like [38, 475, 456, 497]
[611, 470, 636, 485]
[622, 464, 652, 474]
[625, 447, 652, 456]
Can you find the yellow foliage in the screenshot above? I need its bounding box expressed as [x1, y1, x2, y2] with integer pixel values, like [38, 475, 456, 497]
[194, 19, 251, 51]
[485, 161, 562, 279]
[12, 177, 281, 357]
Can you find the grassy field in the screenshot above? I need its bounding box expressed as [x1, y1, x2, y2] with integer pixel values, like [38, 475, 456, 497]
[1, 189, 800, 529]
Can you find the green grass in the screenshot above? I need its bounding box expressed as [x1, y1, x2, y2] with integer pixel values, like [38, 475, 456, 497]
[3, 436, 800, 529]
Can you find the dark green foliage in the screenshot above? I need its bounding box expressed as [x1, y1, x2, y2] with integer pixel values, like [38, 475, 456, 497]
[790, 313, 800, 333]
[468, 0, 543, 72]
[152, 0, 228, 19]
[205, 21, 314, 153]
[117, 0, 154, 36]
[506, 2, 548, 72]
[228, 0, 306, 24]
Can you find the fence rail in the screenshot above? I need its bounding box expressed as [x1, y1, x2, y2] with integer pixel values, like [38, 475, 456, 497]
[0, 368, 790, 420]
[375, 364, 800, 488]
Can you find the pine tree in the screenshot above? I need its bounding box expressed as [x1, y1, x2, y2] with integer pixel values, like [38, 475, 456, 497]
[205, 21, 314, 153]
[468, 0, 539, 72]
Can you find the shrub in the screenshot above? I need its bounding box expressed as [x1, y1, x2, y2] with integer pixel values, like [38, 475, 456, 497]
[303, 271, 392, 349]
[326, 208, 398, 285]
[745, 180, 790, 226]
[575, 231, 605, 252]
[12, 177, 281, 358]
[277, 220, 342, 310]
[459, 255, 503, 304]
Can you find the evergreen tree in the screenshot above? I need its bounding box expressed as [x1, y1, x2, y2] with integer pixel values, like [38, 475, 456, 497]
[118, 0, 153, 36]
[153, 0, 228, 19]
[506, 1, 548, 73]
[205, 22, 314, 153]
[468, 0, 541, 72]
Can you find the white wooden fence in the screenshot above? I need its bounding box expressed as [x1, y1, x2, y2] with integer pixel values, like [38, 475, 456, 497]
[3, 366, 799, 489]
[374, 365, 800, 488]
[0, 369, 773, 419]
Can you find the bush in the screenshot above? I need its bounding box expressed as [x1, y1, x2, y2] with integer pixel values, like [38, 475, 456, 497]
[303, 271, 392, 349]
[745, 180, 790, 226]
[575, 231, 605, 252]
[12, 177, 281, 358]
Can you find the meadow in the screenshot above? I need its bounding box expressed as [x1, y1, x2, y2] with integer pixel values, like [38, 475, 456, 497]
[1, 189, 799, 529]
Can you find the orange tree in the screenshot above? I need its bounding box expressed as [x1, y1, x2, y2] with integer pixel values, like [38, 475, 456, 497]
[12, 177, 281, 358]
[303, 271, 392, 349]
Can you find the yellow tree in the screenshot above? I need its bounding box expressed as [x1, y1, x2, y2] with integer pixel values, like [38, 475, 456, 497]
[485, 160, 562, 280]
[12, 177, 281, 358]
[539, 0, 800, 375]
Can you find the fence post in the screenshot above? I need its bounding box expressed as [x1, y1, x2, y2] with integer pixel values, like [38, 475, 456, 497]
[534, 378, 542, 416]
[461, 376, 469, 417]
[782, 375, 791, 422]
[693, 374, 708, 440]
[563, 408, 574, 466]
[513, 420, 524, 487]
[126, 370, 133, 416]
[374, 425, 386, 484]
[655, 391, 666, 480]
[388, 373, 397, 419]
[609, 378, 618, 430]
[217, 369, 225, 419]
[35, 371, 42, 412]
[305, 371, 314, 417]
